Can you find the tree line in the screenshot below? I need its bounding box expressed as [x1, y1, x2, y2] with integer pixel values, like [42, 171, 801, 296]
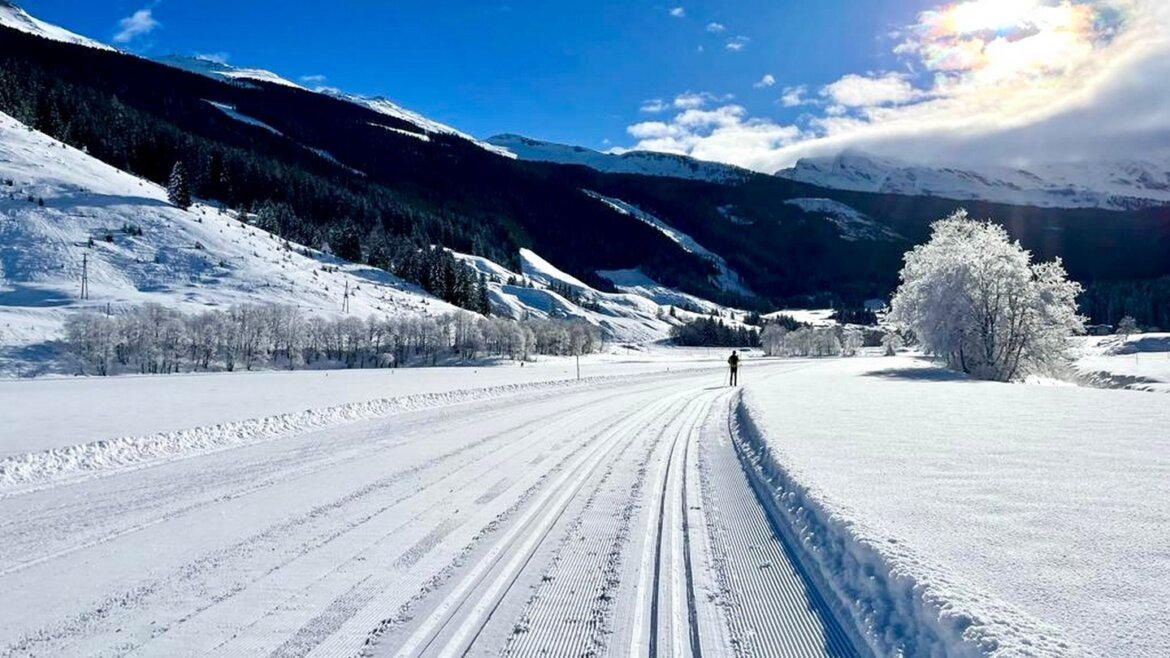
[64, 303, 601, 376]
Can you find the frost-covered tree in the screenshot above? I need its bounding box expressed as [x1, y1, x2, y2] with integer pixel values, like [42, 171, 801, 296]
[842, 327, 864, 356]
[1116, 316, 1138, 340]
[881, 331, 904, 357]
[167, 161, 192, 210]
[889, 211, 1085, 381]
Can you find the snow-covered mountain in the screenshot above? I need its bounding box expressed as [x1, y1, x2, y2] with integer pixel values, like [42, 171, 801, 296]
[151, 55, 515, 160]
[485, 134, 751, 183]
[152, 55, 308, 90]
[777, 150, 1170, 211]
[0, 109, 742, 370]
[0, 0, 114, 51]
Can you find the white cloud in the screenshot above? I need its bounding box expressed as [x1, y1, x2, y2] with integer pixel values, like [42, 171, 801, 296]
[300, 74, 328, 84]
[754, 74, 776, 89]
[113, 8, 159, 44]
[672, 91, 733, 110]
[622, 0, 1170, 172]
[640, 98, 669, 113]
[780, 85, 809, 107]
[726, 36, 750, 51]
[669, 7, 686, 18]
[707, 22, 726, 33]
[820, 73, 922, 107]
[195, 52, 229, 65]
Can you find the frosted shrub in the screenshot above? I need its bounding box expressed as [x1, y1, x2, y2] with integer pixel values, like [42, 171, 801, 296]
[890, 211, 1084, 381]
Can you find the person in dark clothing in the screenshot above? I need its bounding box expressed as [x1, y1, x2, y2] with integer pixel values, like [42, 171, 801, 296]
[728, 350, 740, 386]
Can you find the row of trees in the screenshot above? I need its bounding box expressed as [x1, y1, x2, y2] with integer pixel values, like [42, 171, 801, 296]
[760, 325, 868, 357]
[63, 304, 600, 376]
[670, 317, 761, 348]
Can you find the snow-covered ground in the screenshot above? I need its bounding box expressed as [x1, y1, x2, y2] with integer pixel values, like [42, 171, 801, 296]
[1072, 334, 1170, 393]
[738, 356, 1170, 657]
[0, 358, 862, 658]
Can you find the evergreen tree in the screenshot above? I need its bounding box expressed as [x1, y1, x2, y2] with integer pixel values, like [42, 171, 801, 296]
[167, 161, 192, 209]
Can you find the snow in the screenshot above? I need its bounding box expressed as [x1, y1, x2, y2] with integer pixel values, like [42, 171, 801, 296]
[583, 191, 754, 296]
[0, 359, 861, 658]
[452, 247, 742, 343]
[778, 150, 1170, 211]
[738, 356, 1170, 657]
[484, 133, 751, 183]
[0, 1, 115, 52]
[0, 110, 461, 373]
[345, 95, 517, 159]
[1073, 334, 1170, 393]
[784, 198, 902, 242]
[765, 308, 837, 326]
[205, 101, 282, 135]
[368, 122, 431, 142]
[596, 268, 723, 314]
[153, 55, 307, 90]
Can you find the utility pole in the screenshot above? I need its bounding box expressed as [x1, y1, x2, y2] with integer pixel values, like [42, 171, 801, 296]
[80, 252, 89, 300]
[342, 280, 350, 314]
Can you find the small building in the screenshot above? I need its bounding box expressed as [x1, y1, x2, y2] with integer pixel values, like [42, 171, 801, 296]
[1085, 324, 1113, 336]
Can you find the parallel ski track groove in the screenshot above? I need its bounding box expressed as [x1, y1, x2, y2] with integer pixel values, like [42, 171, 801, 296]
[383, 392, 692, 658]
[505, 391, 715, 658]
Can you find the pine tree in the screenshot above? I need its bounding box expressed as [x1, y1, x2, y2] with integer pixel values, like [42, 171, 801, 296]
[167, 161, 192, 209]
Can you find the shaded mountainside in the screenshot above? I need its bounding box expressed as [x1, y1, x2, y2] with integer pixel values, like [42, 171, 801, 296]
[2, 22, 1169, 316]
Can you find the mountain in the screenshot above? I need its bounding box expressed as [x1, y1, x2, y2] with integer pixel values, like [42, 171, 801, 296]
[485, 134, 750, 183]
[0, 107, 756, 372]
[0, 0, 114, 52]
[777, 150, 1170, 212]
[1, 3, 1168, 327]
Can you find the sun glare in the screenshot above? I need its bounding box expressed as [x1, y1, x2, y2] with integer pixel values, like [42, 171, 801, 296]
[944, 0, 1042, 34]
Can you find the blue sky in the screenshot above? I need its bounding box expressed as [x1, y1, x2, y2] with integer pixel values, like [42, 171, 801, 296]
[17, 1, 1170, 170]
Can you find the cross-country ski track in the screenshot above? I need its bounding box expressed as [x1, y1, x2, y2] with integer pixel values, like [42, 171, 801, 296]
[0, 362, 866, 658]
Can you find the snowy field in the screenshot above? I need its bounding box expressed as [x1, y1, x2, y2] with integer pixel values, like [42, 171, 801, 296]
[739, 356, 1169, 658]
[0, 347, 747, 458]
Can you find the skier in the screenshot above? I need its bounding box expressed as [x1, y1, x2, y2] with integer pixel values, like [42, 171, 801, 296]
[728, 350, 740, 386]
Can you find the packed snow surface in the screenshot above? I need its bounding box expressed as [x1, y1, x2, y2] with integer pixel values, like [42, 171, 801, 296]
[740, 356, 1170, 657]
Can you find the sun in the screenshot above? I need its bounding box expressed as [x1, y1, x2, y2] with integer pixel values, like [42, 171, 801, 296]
[943, 0, 1042, 34]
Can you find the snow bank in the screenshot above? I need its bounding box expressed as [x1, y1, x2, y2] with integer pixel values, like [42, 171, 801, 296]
[1073, 335, 1170, 393]
[731, 389, 1078, 658]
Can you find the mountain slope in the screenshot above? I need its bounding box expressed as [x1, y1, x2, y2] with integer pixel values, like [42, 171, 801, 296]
[778, 150, 1170, 211]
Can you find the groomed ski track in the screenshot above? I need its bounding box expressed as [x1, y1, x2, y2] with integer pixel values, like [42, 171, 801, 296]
[0, 363, 865, 658]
